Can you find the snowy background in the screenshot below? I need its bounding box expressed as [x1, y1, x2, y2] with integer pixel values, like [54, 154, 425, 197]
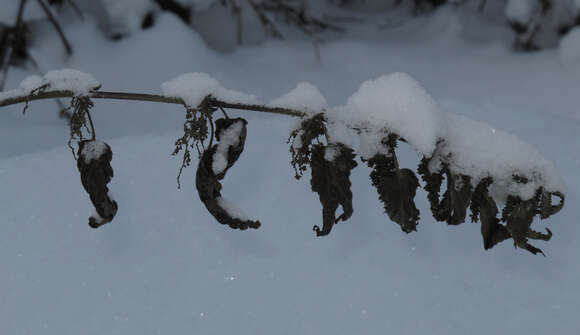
[1, 1, 580, 334]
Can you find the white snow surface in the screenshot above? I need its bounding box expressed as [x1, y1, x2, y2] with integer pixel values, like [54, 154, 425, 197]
[80, 140, 109, 164]
[161, 72, 260, 107]
[216, 196, 251, 221]
[212, 120, 245, 175]
[270, 82, 328, 112]
[101, 0, 157, 34]
[505, 0, 540, 25]
[559, 27, 580, 64]
[1, 6, 579, 335]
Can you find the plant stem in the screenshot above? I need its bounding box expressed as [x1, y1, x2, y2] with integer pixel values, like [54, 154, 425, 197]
[37, 0, 73, 56]
[0, 90, 306, 118]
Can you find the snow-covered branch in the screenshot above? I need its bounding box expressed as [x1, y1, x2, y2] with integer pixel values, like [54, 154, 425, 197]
[0, 69, 566, 255]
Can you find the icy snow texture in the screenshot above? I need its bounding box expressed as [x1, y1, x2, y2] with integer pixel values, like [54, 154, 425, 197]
[216, 196, 250, 221]
[0, 69, 100, 101]
[270, 82, 328, 112]
[505, 0, 540, 25]
[326, 120, 353, 148]
[559, 27, 580, 64]
[438, 113, 564, 199]
[161, 72, 260, 107]
[212, 120, 245, 175]
[80, 141, 109, 164]
[339, 72, 440, 157]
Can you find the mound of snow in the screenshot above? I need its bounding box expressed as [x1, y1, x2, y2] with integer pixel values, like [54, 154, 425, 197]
[270, 82, 328, 112]
[559, 27, 580, 64]
[161, 72, 260, 107]
[338, 72, 440, 157]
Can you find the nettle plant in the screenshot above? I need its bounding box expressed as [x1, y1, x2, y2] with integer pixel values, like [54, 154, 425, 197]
[0, 69, 565, 255]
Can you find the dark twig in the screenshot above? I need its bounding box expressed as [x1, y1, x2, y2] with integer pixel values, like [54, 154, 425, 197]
[65, 0, 84, 19]
[37, 0, 73, 56]
[247, 0, 284, 39]
[0, 0, 28, 91]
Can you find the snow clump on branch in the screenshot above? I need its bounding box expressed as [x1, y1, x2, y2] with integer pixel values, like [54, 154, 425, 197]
[161, 72, 260, 107]
[0, 69, 100, 100]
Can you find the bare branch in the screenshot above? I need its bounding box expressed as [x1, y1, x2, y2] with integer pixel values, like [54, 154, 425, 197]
[37, 0, 73, 56]
[0, 89, 306, 118]
[0, 0, 28, 91]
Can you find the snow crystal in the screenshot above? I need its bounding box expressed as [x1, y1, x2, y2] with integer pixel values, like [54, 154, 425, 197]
[270, 82, 328, 112]
[80, 141, 109, 164]
[437, 112, 564, 200]
[161, 73, 260, 107]
[216, 197, 250, 221]
[559, 27, 580, 64]
[505, 0, 540, 25]
[212, 120, 245, 175]
[340, 73, 440, 157]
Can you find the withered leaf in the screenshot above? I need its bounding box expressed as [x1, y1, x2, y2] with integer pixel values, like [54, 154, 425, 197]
[76, 140, 118, 228]
[368, 151, 420, 233]
[288, 113, 326, 179]
[503, 196, 551, 256]
[417, 157, 446, 221]
[196, 118, 261, 230]
[417, 158, 472, 225]
[310, 144, 358, 237]
[471, 178, 511, 250]
[441, 170, 472, 225]
[539, 190, 564, 219]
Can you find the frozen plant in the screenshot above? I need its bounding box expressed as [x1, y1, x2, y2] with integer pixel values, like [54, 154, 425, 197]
[0, 69, 566, 256]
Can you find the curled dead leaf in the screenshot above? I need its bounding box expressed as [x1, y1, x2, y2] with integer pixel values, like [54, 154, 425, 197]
[76, 140, 118, 228]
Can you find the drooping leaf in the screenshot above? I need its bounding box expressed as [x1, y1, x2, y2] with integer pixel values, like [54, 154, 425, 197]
[196, 117, 261, 230]
[503, 195, 551, 256]
[539, 190, 564, 219]
[76, 140, 118, 228]
[417, 157, 446, 221]
[441, 170, 472, 225]
[417, 157, 472, 225]
[470, 178, 510, 250]
[310, 144, 358, 237]
[367, 137, 420, 233]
